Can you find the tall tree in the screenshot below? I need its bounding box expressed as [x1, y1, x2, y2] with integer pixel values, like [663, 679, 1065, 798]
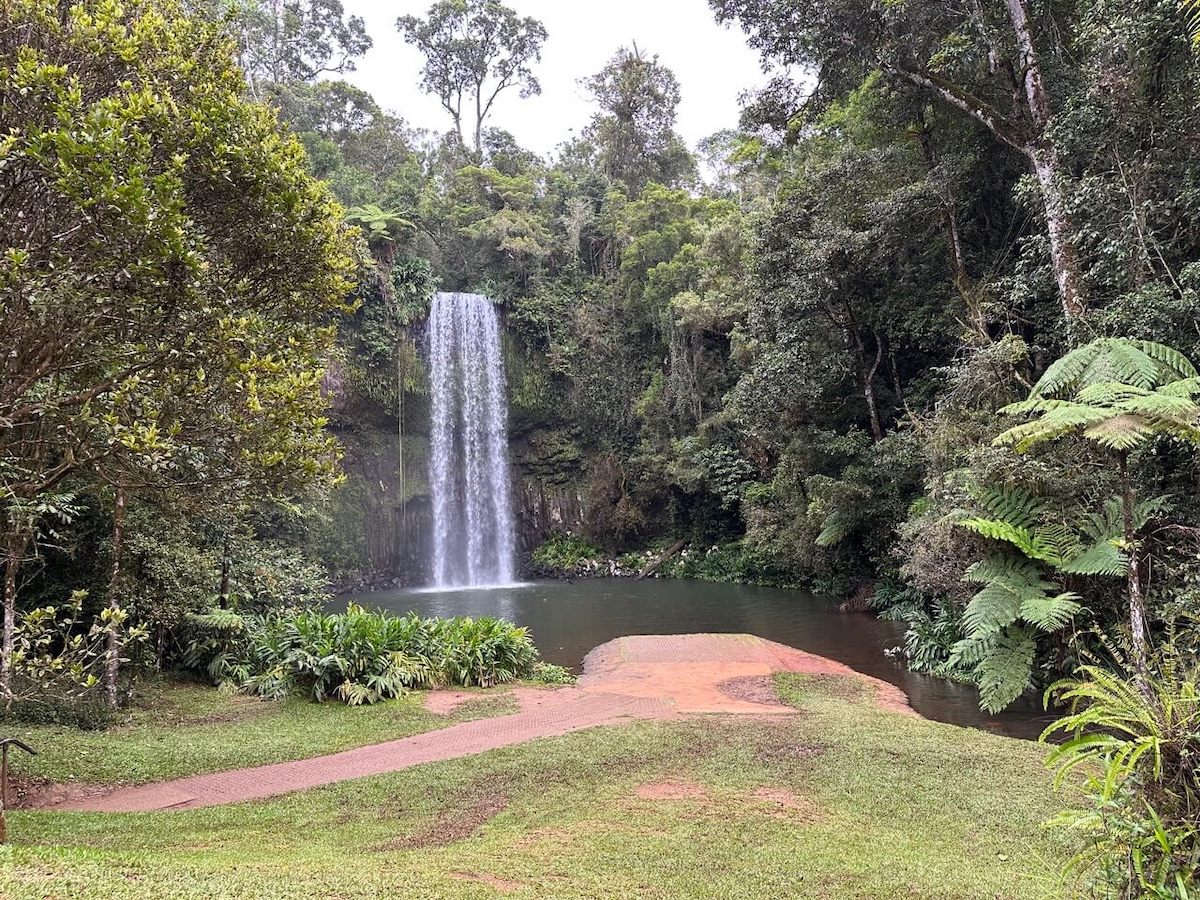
[397, 0, 547, 157]
[584, 45, 694, 193]
[710, 0, 1087, 321]
[0, 0, 356, 699]
[233, 0, 372, 89]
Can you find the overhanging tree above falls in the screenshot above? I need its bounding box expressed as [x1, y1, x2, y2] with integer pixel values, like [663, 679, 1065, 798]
[711, 0, 1087, 320]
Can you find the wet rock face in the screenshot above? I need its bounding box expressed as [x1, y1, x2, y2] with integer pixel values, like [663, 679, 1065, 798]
[515, 477, 585, 553]
[332, 428, 586, 584]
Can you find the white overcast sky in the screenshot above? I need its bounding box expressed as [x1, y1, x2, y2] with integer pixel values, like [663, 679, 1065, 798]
[337, 0, 768, 157]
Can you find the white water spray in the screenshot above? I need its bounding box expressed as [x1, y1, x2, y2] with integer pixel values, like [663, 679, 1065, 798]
[427, 292, 516, 587]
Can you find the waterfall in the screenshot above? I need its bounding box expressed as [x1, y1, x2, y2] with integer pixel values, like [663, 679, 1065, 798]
[427, 292, 517, 587]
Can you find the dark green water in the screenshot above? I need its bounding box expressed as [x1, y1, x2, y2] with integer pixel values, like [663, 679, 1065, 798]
[347, 578, 1049, 740]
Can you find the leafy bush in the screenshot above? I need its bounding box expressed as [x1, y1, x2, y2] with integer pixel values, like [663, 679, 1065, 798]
[178, 610, 250, 684]
[659, 541, 792, 587]
[183, 605, 542, 705]
[530, 662, 576, 684]
[2, 681, 116, 730]
[531, 533, 603, 573]
[1044, 660, 1200, 897]
[871, 581, 972, 681]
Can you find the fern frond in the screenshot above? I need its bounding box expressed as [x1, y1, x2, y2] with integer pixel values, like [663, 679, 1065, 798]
[962, 556, 1059, 636]
[949, 632, 995, 668]
[976, 627, 1037, 713]
[1028, 522, 1080, 566]
[1031, 343, 1102, 397]
[1019, 591, 1083, 632]
[1157, 376, 1200, 398]
[1135, 338, 1198, 380]
[1074, 381, 1149, 406]
[973, 485, 1045, 528]
[1116, 388, 1200, 419]
[963, 554, 1046, 586]
[1059, 537, 1127, 577]
[1000, 397, 1070, 417]
[815, 511, 853, 547]
[1187, 0, 1200, 46]
[995, 403, 1110, 451]
[1099, 339, 1160, 389]
[1082, 413, 1152, 450]
[960, 517, 1038, 552]
[962, 581, 1023, 635]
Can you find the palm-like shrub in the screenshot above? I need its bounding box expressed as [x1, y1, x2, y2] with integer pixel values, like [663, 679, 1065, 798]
[1044, 661, 1200, 896]
[192, 605, 541, 705]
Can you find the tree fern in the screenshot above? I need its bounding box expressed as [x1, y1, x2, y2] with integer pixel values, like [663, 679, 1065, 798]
[1028, 338, 1196, 397]
[993, 337, 1200, 678]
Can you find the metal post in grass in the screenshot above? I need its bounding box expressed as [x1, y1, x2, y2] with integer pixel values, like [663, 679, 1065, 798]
[0, 738, 37, 844]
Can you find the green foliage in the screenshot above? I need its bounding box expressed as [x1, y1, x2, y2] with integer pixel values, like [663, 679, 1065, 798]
[189, 605, 541, 704]
[871, 581, 971, 679]
[952, 483, 1111, 712]
[1187, 0, 1200, 46]
[529, 661, 576, 684]
[531, 532, 602, 573]
[1044, 661, 1200, 896]
[397, 0, 547, 155]
[3, 590, 145, 725]
[996, 338, 1200, 454]
[659, 541, 791, 587]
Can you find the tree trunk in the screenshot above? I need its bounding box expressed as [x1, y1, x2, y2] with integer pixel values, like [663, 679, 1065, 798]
[0, 531, 28, 703]
[474, 83, 484, 158]
[912, 118, 984, 337]
[885, 1, 1086, 321]
[1030, 147, 1085, 319]
[1003, 0, 1085, 321]
[218, 535, 231, 608]
[848, 324, 885, 442]
[1119, 453, 1150, 685]
[637, 539, 688, 580]
[105, 482, 126, 707]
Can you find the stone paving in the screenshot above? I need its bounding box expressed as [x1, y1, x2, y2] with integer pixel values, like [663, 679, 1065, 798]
[53, 633, 912, 813]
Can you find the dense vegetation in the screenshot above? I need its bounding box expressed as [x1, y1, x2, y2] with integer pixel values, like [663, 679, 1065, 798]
[186, 605, 545, 704]
[5, 0, 1200, 894]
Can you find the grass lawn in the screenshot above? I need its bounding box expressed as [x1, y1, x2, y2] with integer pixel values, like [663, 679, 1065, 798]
[4, 677, 516, 787]
[1, 674, 1074, 899]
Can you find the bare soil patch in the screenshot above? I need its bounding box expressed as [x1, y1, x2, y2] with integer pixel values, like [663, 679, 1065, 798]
[748, 786, 822, 822]
[9, 776, 108, 810]
[423, 690, 481, 715]
[381, 793, 509, 850]
[633, 780, 711, 801]
[451, 871, 526, 893]
[718, 675, 782, 706]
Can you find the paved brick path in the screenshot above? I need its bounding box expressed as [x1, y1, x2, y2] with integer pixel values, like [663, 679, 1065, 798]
[53, 634, 911, 813]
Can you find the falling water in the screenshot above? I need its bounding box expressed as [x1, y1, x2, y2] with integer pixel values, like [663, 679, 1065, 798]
[427, 292, 516, 587]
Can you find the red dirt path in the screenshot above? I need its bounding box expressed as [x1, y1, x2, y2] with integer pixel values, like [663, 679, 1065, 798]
[49, 634, 912, 813]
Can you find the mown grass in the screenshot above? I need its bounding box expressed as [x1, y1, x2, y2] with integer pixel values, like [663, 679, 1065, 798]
[4, 677, 516, 786]
[1, 673, 1072, 899]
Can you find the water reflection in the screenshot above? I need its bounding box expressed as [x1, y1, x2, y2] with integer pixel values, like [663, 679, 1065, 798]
[344, 578, 1053, 740]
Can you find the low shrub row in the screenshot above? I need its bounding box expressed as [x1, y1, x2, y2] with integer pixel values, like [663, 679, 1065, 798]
[183, 605, 543, 705]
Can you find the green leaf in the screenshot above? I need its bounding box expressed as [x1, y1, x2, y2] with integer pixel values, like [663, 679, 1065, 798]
[976, 628, 1037, 713]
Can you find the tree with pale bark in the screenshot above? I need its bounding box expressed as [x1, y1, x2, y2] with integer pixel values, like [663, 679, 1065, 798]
[397, 0, 547, 158]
